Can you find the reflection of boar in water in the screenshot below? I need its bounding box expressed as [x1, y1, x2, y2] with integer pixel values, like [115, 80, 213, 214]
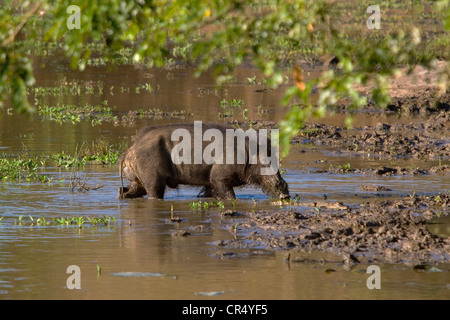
[118, 123, 289, 200]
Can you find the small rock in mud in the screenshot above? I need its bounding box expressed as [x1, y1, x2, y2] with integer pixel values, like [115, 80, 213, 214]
[212, 251, 237, 259]
[412, 264, 443, 273]
[372, 166, 428, 176]
[375, 123, 392, 131]
[303, 201, 348, 210]
[374, 166, 398, 176]
[220, 209, 239, 217]
[429, 165, 450, 173]
[171, 230, 191, 237]
[212, 240, 227, 246]
[191, 224, 210, 232]
[358, 185, 392, 191]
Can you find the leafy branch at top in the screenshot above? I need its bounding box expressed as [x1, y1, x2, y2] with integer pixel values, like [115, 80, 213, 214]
[0, 0, 449, 156]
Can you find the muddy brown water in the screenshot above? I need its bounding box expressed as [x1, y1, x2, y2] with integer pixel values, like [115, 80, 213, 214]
[0, 57, 449, 299]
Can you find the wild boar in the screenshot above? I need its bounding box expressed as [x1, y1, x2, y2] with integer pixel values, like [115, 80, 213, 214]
[118, 122, 289, 200]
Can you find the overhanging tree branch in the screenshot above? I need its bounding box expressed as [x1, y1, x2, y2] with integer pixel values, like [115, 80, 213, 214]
[2, 1, 42, 47]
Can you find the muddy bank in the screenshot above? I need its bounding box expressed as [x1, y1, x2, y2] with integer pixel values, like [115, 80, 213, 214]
[335, 88, 450, 115]
[229, 107, 449, 161]
[216, 194, 450, 265]
[318, 164, 450, 175]
[292, 110, 449, 160]
[233, 111, 449, 161]
[337, 61, 450, 115]
[305, 63, 450, 160]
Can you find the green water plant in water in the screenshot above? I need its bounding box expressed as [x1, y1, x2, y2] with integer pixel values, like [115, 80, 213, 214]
[0, 154, 52, 183]
[52, 140, 125, 168]
[8, 215, 117, 227]
[218, 98, 244, 118]
[0, 140, 125, 184]
[189, 200, 225, 211]
[36, 99, 116, 125]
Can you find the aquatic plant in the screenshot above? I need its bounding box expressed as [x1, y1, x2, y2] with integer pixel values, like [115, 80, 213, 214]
[36, 100, 116, 125]
[0, 154, 52, 183]
[86, 216, 116, 226]
[7, 215, 117, 227]
[337, 163, 351, 173]
[218, 98, 244, 118]
[0, 140, 124, 185]
[83, 139, 125, 165]
[246, 76, 257, 85]
[52, 140, 125, 168]
[52, 152, 84, 168]
[189, 200, 225, 210]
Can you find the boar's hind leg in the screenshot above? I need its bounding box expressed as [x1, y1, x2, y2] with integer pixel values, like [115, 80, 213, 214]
[141, 178, 166, 199]
[119, 181, 147, 199]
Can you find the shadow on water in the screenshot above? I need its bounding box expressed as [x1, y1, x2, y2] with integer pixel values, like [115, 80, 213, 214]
[0, 57, 449, 299]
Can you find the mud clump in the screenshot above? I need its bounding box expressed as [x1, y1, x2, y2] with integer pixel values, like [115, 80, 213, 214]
[171, 229, 191, 237]
[221, 194, 450, 264]
[358, 185, 392, 191]
[384, 89, 450, 115]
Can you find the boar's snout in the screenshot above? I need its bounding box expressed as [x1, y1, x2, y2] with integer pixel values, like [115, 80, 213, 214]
[279, 192, 290, 200]
[276, 180, 290, 200]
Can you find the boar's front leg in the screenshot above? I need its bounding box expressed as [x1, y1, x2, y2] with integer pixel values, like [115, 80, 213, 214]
[209, 165, 236, 199]
[197, 185, 214, 198]
[210, 180, 236, 199]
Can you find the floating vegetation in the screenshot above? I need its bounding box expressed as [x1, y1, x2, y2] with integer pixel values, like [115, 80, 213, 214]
[52, 152, 83, 168]
[1, 214, 116, 228]
[83, 139, 125, 165]
[189, 200, 225, 211]
[32, 99, 192, 126]
[0, 140, 125, 184]
[134, 83, 153, 94]
[120, 108, 193, 126]
[133, 108, 191, 118]
[53, 140, 124, 168]
[26, 79, 157, 100]
[37, 99, 116, 125]
[0, 154, 52, 183]
[27, 79, 104, 97]
[218, 98, 244, 118]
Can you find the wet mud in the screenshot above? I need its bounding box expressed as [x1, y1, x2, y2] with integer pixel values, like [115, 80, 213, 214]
[293, 110, 449, 160]
[216, 193, 449, 265]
